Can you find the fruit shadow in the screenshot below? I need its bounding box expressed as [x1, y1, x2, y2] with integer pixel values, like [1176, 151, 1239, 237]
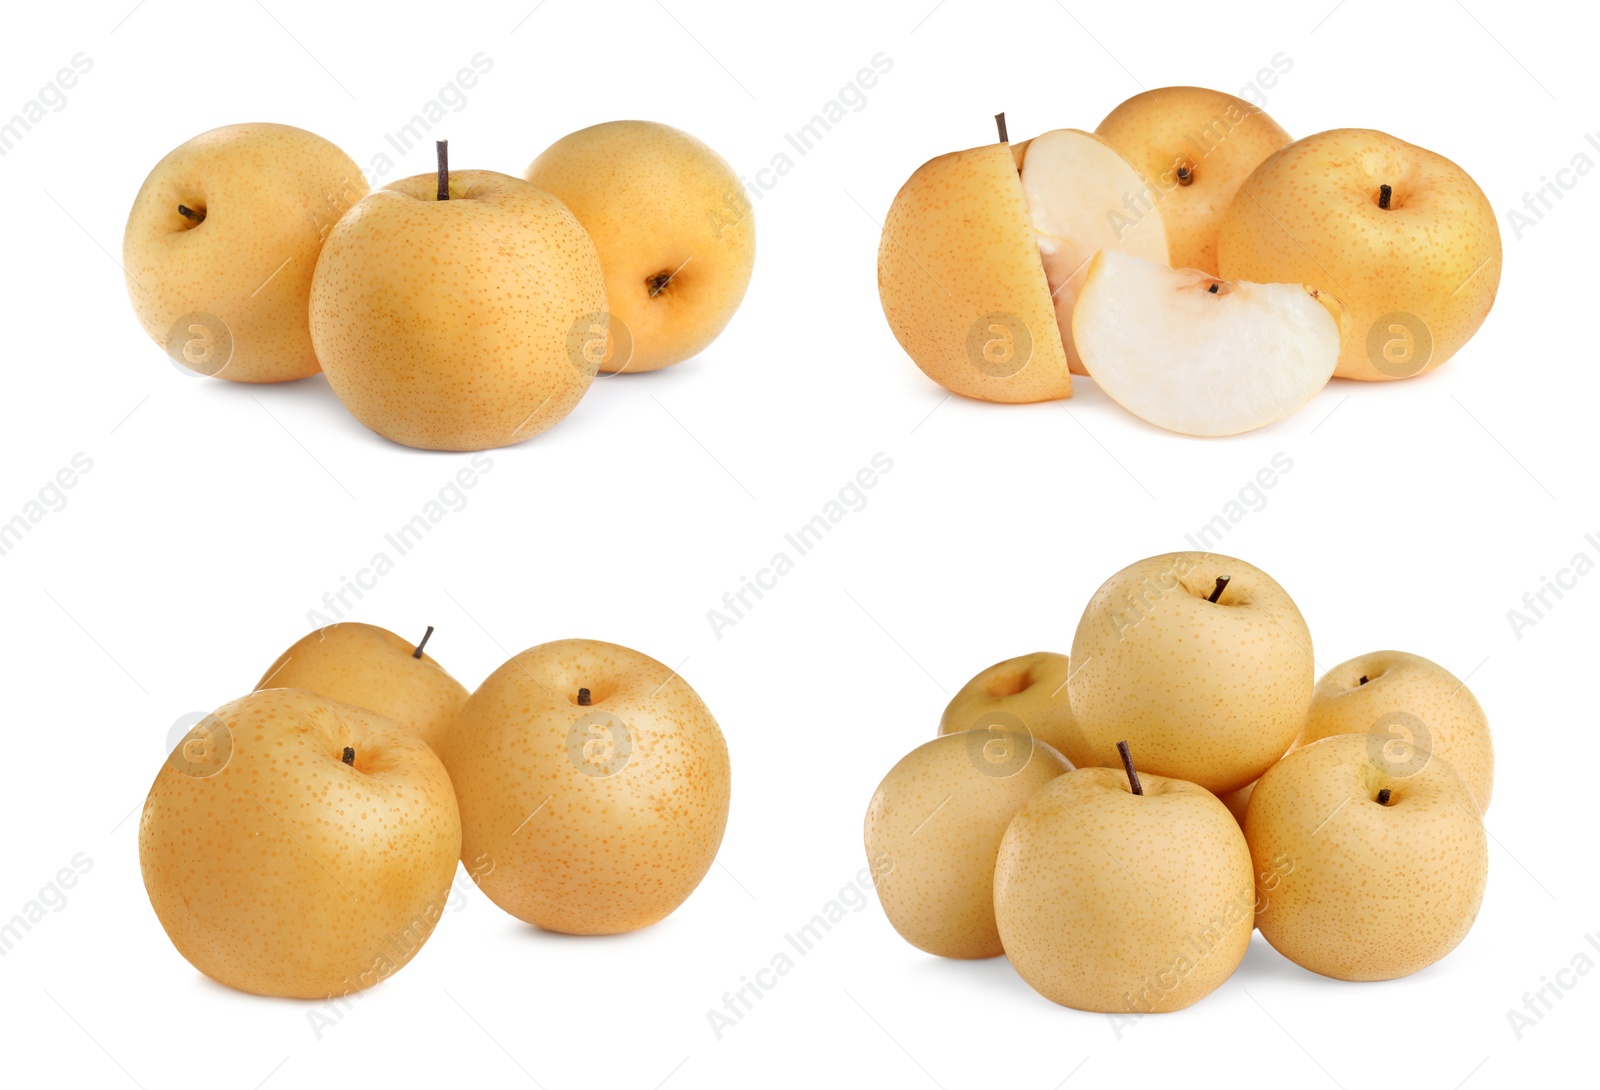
[206, 354, 709, 454]
[902, 949, 1033, 1002]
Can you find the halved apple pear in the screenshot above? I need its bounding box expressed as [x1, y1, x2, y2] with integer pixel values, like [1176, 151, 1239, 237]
[877, 141, 1070, 403]
[1072, 251, 1339, 437]
[1019, 129, 1171, 376]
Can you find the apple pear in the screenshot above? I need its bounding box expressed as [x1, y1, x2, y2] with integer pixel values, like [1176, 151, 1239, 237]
[1068, 552, 1314, 794]
[864, 730, 1071, 959]
[1218, 128, 1501, 380]
[123, 122, 366, 382]
[525, 121, 754, 373]
[1298, 650, 1493, 813]
[937, 652, 1093, 767]
[435, 639, 729, 934]
[309, 151, 607, 450]
[1246, 734, 1488, 981]
[256, 623, 468, 753]
[1095, 87, 1291, 274]
[139, 689, 461, 998]
[994, 754, 1254, 1012]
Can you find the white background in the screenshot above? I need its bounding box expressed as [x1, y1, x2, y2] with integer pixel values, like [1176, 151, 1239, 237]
[1, 0, 1593, 1086]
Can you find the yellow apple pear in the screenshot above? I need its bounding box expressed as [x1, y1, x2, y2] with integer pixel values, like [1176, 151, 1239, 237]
[1068, 552, 1314, 794]
[937, 652, 1093, 767]
[1246, 734, 1488, 981]
[864, 730, 1071, 959]
[1218, 128, 1501, 380]
[139, 689, 461, 998]
[256, 623, 468, 753]
[1095, 87, 1291, 274]
[877, 137, 1071, 403]
[436, 639, 730, 934]
[309, 153, 606, 450]
[994, 753, 1254, 1012]
[1298, 650, 1493, 813]
[123, 122, 366, 382]
[525, 121, 755, 373]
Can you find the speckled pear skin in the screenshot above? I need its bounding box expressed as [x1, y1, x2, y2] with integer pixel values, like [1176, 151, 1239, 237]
[123, 122, 367, 382]
[308, 169, 607, 451]
[525, 120, 755, 373]
[1094, 87, 1291, 275]
[257, 623, 469, 755]
[139, 690, 462, 999]
[1068, 552, 1315, 795]
[437, 640, 730, 935]
[938, 652, 1093, 768]
[864, 731, 1072, 959]
[877, 142, 1072, 403]
[1218, 128, 1501, 381]
[1298, 650, 1493, 814]
[1245, 734, 1488, 981]
[994, 767, 1254, 1012]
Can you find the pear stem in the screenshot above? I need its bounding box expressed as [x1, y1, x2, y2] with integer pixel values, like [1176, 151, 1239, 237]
[577, 687, 592, 706]
[1207, 576, 1230, 603]
[177, 204, 205, 223]
[413, 625, 435, 659]
[994, 112, 1008, 144]
[1377, 787, 1392, 805]
[1378, 184, 1392, 210]
[1359, 675, 1369, 685]
[1176, 165, 1194, 186]
[342, 747, 355, 765]
[1116, 740, 1144, 796]
[436, 140, 449, 201]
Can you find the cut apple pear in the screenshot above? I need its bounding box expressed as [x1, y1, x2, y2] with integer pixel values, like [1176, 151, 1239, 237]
[1018, 129, 1170, 375]
[877, 140, 1071, 403]
[1072, 251, 1339, 436]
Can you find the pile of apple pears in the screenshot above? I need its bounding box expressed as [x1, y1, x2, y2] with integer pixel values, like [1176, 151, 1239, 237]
[865, 551, 1494, 1013]
[877, 87, 1502, 435]
[139, 624, 730, 999]
[123, 120, 755, 451]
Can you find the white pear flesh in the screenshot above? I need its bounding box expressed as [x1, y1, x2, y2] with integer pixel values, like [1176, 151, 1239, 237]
[1073, 251, 1340, 437]
[1018, 129, 1169, 374]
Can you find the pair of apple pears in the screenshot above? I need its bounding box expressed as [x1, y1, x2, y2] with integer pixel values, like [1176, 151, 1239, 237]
[139, 624, 731, 999]
[878, 87, 1502, 435]
[122, 119, 755, 450]
[865, 551, 1493, 1013]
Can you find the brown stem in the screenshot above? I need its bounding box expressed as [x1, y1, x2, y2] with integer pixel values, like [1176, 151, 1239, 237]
[436, 140, 449, 201]
[577, 687, 592, 706]
[994, 112, 1008, 144]
[1378, 184, 1392, 210]
[1359, 675, 1369, 685]
[1116, 740, 1143, 796]
[413, 625, 435, 659]
[342, 746, 356, 765]
[1176, 165, 1194, 186]
[177, 204, 205, 223]
[1207, 576, 1230, 603]
[1377, 787, 1392, 805]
